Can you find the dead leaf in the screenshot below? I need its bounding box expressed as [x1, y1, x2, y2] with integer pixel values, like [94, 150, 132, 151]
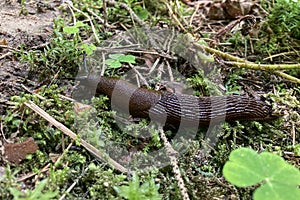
[208, 3, 226, 20]
[4, 137, 39, 164]
[49, 153, 60, 163]
[0, 38, 8, 46]
[223, 0, 252, 18]
[74, 102, 93, 114]
[208, 0, 267, 20]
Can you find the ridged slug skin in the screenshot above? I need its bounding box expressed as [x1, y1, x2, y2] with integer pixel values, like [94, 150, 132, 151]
[78, 76, 277, 126]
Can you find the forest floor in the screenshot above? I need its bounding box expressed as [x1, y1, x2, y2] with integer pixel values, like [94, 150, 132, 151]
[0, 0, 299, 199]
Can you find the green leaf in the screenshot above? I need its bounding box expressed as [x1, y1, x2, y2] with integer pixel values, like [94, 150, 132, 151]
[63, 26, 79, 34]
[258, 152, 286, 178]
[30, 179, 48, 198]
[108, 54, 136, 64]
[75, 21, 85, 27]
[105, 59, 122, 68]
[114, 173, 161, 200]
[114, 174, 145, 200]
[12, 119, 21, 127]
[108, 53, 125, 60]
[254, 182, 300, 200]
[63, 21, 85, 34]
[80, 43, 96, 56]
[293, 144, 300, 156]
[223, 148, 265, 187]
[106, 54, 135, 68]
[267, 156, 300, 186]
[9, 188, 24, 199]
[223, 147, 300, 200]
[119, 55, 136, 64]
[9, 179, 58, 200]
[140, 178, 161, 200]
[134, 6, 149, 20]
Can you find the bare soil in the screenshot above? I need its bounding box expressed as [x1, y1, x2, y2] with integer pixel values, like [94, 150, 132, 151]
[0, 0, 60, 114]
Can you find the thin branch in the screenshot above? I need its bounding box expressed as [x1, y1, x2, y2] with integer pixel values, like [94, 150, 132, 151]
[212, 15, 256, 46]
[164, 1, 187, 32]
[197, 44, 300, 83]
[0, 44, 21, 52]
[0, 52, 13, 60]
[66, 2, 100, 44]
[159, 127, 190, 200]
[263, 50, 299, 61]
[199, 44, 246, 62]
[274, 71, 300, 84]
[17, 164, 50, 182]
[106, 0, 145, 27]
[24, 100, 127, 173]
[189, 2, 200, 26]
[102, 0, 108, 28]
[225, 61, 300, 71]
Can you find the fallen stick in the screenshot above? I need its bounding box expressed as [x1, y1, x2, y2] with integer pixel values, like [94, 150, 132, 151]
[24, 100, 127, 173]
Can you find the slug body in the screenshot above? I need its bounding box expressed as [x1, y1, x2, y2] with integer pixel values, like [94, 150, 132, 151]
[78, 76, 276, 127]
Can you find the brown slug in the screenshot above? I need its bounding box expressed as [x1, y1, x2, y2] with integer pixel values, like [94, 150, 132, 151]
[76, 75, 278, 127]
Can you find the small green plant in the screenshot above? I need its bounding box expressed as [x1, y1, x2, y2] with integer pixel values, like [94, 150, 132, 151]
[223, 147, 300, 200]
[114, 173, 162, 200]
[267, 0, 300, 39]
[18, 18, 97, 79]
[105, 53, 136, 68]
[187, 70, 222, 96]
[63, 21, 96, 56]
[255, 0, 300, 59]
[224, 69, 245, 94]
[19, 0, 28, 15]
[9, 179, 58, 200]
[84, 164, 127, 199]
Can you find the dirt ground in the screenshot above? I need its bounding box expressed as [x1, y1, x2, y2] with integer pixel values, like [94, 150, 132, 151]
[0, 1, 299, 199]
[0, 0, 60, 115]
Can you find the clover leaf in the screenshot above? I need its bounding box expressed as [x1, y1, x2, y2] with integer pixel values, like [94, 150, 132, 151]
[80, 43, 96, 56]
[63, 21, 86, 34]
[105, 54, 136, 69]
[223, 147, 300, 200]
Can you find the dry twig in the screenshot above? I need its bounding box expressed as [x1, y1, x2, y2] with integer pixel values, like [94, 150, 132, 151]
[24, 100, 126, 173]
[66, 2, 100, 44]
[106, 0, 145, 27]
[198, 44, 300, 83]
[159, 127, 190, 200]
